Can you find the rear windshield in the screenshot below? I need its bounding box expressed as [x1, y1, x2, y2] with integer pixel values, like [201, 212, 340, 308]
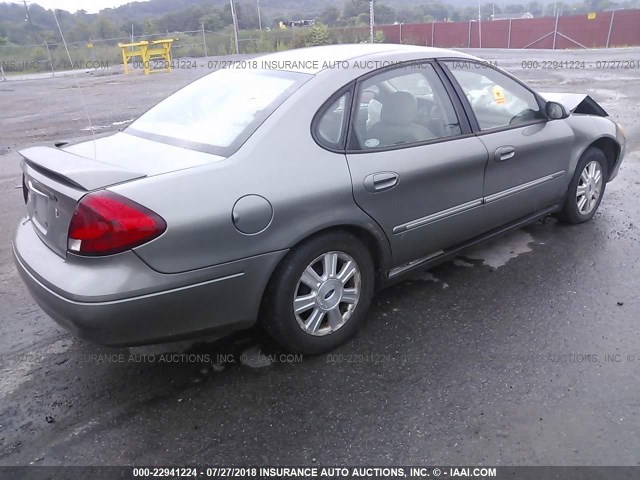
[127, 68, 311, 157]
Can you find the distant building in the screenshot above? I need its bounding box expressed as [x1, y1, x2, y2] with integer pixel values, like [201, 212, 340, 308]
[279, 20, 315, 29]
[491, 12, 534, 20]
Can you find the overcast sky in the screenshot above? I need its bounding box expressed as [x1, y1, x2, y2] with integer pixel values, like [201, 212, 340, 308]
[15, 1, 148, 14]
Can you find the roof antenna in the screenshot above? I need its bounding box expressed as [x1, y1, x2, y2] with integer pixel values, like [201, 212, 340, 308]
[52, 8, 97, 161]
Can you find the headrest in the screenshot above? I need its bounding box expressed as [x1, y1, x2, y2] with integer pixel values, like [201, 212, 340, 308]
[380, 91, 418, 126]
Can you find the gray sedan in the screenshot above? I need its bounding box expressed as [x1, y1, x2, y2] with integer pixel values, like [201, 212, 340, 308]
[13, 44, 626, 354]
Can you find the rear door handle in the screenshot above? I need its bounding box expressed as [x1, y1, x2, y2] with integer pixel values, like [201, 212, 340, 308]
[495, 146, 516, 162]
[364, 172, 399, 193]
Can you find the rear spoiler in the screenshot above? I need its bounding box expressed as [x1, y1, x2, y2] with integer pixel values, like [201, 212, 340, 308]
[540, 92, 608, 117]
[19, 146, 146, 191]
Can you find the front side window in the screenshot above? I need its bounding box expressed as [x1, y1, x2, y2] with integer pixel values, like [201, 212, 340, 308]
[443, 61, 545, 131]
[352, 63, 462, 150]
[128, 69, 310, 156]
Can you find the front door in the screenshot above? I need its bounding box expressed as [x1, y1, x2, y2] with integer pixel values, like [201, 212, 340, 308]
[441, 60, 575, 228]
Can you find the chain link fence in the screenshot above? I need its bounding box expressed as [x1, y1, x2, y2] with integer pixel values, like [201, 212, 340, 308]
[0, 28, 232, 79]
[2, 8, 639, 81]
[0, 24, 374, 80]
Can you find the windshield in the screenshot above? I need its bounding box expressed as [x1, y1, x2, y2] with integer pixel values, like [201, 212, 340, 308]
[127, 68, 311, 156]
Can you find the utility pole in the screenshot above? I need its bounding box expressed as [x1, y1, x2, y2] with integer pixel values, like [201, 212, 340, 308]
[478, 0, 482, 48]
[552, 9, 559, 49]
[606, 9, 617, 48]
[202, 23, 208, 57]
[257, 0, 262, 31]
[229, 0, 240, 54]
[369, 0, 375, 43]
[23, 0, 31, 24]
[44, 41, 55, 77]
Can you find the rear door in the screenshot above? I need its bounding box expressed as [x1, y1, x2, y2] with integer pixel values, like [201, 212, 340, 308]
[342, 62, 489, 268]
[440, 60, 575, 228]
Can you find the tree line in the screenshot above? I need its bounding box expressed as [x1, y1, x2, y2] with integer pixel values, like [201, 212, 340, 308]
[0, 0, 638, 46]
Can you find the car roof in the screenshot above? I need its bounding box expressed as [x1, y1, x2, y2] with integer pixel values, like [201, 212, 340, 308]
[257, 44, 475, 74]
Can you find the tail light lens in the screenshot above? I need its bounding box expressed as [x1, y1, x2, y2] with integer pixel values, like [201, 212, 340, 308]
[67, 191, 166, 256]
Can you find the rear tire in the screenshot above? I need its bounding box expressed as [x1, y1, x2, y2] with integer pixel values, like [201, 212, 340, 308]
[557, 147, 608, 224]
[260, 231, 375, 354]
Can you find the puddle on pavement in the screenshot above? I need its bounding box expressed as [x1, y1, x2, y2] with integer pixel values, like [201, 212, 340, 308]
[239, 345, 274, 368]
[452, 258, 474, 268]
[408, 229, 537, 287]
[464, 230, 535, 269]
[128, 329, 281, 374]
[412, 271, 450, 289]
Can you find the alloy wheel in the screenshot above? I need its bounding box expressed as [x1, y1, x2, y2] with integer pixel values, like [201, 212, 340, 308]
[293, 251, 361, 336]
[576, 160, 603, 215]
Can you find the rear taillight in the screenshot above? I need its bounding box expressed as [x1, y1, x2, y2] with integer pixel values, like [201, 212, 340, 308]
[67, 191, 166, 256]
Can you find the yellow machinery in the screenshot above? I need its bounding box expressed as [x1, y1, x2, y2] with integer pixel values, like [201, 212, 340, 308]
[118, 41, 148, 74]
[118, 39, 174, 75]
[146, 39, 174, 74]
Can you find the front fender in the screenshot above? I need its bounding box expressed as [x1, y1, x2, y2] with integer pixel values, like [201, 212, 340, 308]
[563, 115, 625, 182]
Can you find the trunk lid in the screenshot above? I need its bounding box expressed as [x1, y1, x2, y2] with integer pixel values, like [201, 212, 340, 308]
[21, 146, 146, 258]
[21, 146, 146, 191]
[20, 132, 221, 258]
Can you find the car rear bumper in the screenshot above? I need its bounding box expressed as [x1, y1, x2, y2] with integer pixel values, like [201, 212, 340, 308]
[13, 218, 287, 346]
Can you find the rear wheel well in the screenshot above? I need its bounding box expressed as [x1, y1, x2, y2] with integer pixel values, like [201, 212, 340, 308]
[257, 225, 389, 332]
[588, 138, 619, 181]
[292, 225, 387, 277]
[262, 225, 388, 305]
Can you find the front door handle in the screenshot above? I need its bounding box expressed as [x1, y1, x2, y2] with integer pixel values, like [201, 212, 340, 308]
[364, 172, 399, 193]
[495, 145, 516, 162]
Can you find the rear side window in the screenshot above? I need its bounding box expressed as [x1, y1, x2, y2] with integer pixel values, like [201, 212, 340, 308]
[128, 69, 310, 156]
[315, 91, 352, 150]
[351, 63, 462, 150]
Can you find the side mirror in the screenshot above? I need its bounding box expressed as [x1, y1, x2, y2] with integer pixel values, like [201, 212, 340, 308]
[545, 101, 568, 120]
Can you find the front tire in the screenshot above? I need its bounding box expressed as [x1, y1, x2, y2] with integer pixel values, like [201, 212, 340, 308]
[261, 231, 375, 354]
[557, 147, 608, 224]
